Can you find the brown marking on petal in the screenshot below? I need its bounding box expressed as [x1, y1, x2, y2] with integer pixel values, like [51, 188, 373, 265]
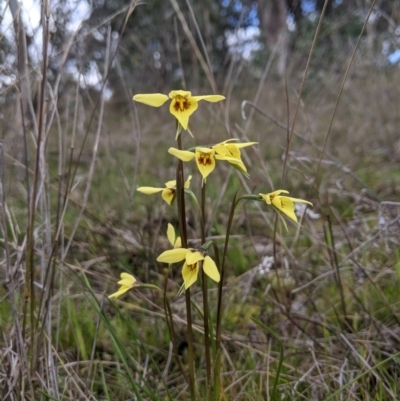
[197, 153, 213, 166]
[173, 95, 191, 112]
[187, 263, 197, 272]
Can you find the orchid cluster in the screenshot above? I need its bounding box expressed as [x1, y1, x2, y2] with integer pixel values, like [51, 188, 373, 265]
[107, 88, 312, 398]
[109, 88, 312, 296]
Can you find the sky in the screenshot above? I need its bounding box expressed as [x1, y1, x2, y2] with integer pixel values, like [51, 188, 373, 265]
[0, 0, 97, 92]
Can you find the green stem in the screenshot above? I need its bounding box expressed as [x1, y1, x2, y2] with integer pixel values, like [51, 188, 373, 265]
[201, 183, 212, 393]
[163, 267, 189, 385]
[176, 131, 195, 400]
[215, 191, 239, 396]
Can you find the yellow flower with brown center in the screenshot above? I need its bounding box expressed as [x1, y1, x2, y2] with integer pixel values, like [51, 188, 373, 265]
[137, 175, 192, 205]
[259, 190, 313, 222]
[108, 273, 137, 299]
[168, 146, 247, 183]
[133, 90, 225, 130]
[212, 139, 257, 174]
[157, 248, 220, 290]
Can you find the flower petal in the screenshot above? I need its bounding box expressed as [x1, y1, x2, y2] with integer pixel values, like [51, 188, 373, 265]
[184, 175, 192, 189]
[169, 90, 192, 98]
[164, 180, 177, 188]
[259, 193, 272, 204]
[186, 250, 204, 265]
[108, 286, 132, 299]
[157, 248, 189, 263]
[278, 197, 312, 222]
[108, 273, 137, 299]
[196, 147, 214, 154]
[133, 93, 169, 107]
[229, 160, 248, 173]
[218, 139, 240, 144]
[269, 189, 290, 196]
[169, 97, 198, 129]
[234, 141, 258, 149]
[286, 197, 313, 207]
[203, 256, 220, 283]
[117, 273, 137, 286]
[212, 144, 230, 157]
[168, 147, 195, 162]
[215, 154, 244, 165]
[137, 187, 164, 195]
[273, 197, 297, 222]
[191, 95, 225, 102]
[215, 154, 248, 173]
[259, 190, 290, 205]
[260, 191, 312, 223]
[162, 188, 175, 205]
[195, 149, 216, 180]
[182, 262, 199, 289]
[167, 223, 176, 247]
[174, 236, 182, 248]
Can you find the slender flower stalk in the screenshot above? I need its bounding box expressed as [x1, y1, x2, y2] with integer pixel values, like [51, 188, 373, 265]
[175, 130, 195, 401]
[215, 192, 240, 394]
[200, 182, 212, 391]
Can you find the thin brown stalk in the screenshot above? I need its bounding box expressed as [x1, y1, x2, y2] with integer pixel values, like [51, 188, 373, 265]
[28, 0, 50, 378]
[215, 191, 238, 393]
[174, 17, 187, 89]
[64, 27, 111, 255]
[169, 0, 216, 93]
[289, 0, 330, 150]
[325, 215, 349, 329]
[0, 141, 31, 399]
[67, 1, 138, 207]
[163, 267, 190, 385]
[240, 101, 381, 201]
[312, 0, 378, 189]
[176, 132, 195, 400]
[200, 183, 212, 391]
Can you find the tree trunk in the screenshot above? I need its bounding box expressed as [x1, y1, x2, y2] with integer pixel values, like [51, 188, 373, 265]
[258, 0, 289, 76]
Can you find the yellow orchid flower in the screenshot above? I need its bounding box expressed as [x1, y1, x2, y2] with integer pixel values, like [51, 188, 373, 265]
[108, 273, 137, 299]
[133, 90, 225, 130]
[137, 175, 192, 206]
[259, 190, 313, 222]
[167, 223, 182, 248]
[168, 146, 245, 183]
[157, 248, 220, 290]
[212, 139, 257, 174]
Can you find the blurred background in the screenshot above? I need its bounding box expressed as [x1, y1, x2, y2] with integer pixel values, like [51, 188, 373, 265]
[1, 0, 399, 100]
